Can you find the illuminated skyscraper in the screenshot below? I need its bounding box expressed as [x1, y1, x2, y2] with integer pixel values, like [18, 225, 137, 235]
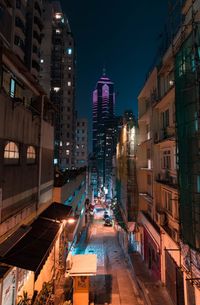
[92, 72, 116, 197]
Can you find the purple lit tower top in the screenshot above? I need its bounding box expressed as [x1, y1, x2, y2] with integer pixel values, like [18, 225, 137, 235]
[92, 71, 115, 154]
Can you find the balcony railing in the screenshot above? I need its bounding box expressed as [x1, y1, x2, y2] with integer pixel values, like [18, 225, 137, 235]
[154, 126, 175, 143]
[156, 171, 178, 189]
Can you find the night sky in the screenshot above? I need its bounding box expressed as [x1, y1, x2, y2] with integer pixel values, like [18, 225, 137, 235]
[61, 1, 168, 120]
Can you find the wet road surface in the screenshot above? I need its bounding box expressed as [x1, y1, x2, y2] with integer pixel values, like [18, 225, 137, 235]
[78, 208, 144, 305]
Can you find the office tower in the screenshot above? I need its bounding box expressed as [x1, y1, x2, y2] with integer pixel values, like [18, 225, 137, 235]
[92, 72, 116, 197]
[75, 118, 88, 168]
[40, 1, 76, 170]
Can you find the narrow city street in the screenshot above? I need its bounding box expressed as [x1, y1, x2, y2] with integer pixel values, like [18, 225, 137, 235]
[75, 208, 144, 305]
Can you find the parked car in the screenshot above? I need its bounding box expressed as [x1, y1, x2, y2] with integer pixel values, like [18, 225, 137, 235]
[104, 217, 112, 226]
[103, 210, 110, 220]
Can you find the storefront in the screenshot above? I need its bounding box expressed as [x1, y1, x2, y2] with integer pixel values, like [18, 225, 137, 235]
[139, 211, 161, 281]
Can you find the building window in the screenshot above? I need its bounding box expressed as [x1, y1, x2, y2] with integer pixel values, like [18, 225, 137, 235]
[162, 109, 169, 129]
[66, 150, 70, 155]
[162, 150, 171, 169]
[82, 122, 85, 126]
[67, 81, 71, 86]
[67, 48, 72, 55]
[163, 190, 172, 214]
[197, 176, 200, 193]
[10, 79, 16, 98]
[27, 146, 36, 163]
[4, 141, 19, 164]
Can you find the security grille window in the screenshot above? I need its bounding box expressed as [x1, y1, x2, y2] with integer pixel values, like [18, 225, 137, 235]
[27, 146, 36, 163]
[4, 141, 19, 164]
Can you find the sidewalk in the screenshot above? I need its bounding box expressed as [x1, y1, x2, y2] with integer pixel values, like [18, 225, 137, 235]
[129, 251, 174, 305]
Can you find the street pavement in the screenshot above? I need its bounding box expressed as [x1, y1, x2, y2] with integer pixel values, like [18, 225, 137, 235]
[55, 207, 174, 305]
[82, 209, 144, 305]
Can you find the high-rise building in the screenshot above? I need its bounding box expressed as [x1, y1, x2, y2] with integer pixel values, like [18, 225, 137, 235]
[40, 1, 76, 170]
[92, 72, 116, 197]
[75, 118, 88, 168]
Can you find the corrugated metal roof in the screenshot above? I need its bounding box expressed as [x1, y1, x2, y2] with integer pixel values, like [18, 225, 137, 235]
[0, 226, 31, 257]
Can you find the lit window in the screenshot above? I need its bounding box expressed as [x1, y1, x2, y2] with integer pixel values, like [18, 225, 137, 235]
[4, 141, 19, 163]
[66, 150, 70, 155]
[60, 141, 62, 147]
[10, 79, 16, 98]
[54, 158, 58, 164]
[53, 87, 60, 92]
[67, 48, 72, 55]
[40, 59, 44, 63]
[66, 142, 70, 146]
[197, 176, 200, 193]
[56, 29, 61, 34]
[67, 81, 71, 86]
[55, 13, 62, 19]
[61, 18, 64, 23]
[27, 146, 36, 163]
[68, 66, 72, 70]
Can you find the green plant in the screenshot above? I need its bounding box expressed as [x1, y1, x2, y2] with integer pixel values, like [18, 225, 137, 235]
[17, 291, 31, 305]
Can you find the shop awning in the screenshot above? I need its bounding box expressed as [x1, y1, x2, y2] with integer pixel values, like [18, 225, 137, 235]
[0, 225, 31, 257]
[39, 202, 72, 221]
[0, 218, 60, 279]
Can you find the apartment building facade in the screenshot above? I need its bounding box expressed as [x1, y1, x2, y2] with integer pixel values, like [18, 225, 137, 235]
[136, 1, 200, 304]
[115, 110, 138, 251]
[75, 118, 88, 168]
[40, 1, 76, 170]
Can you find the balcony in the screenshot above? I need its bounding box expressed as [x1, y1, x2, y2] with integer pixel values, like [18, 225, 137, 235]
[34, 15, 43, 32]
[156, 171, 178, 189]
[33, 31, 41, 44]
[0, 7, 12, 44]
[154, 126, 175, 143]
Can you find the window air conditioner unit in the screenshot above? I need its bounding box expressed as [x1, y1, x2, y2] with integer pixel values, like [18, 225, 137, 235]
[156, 211, 166, 226]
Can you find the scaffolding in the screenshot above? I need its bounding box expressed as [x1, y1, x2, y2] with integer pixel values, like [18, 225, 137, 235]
[175, 19, 200, 250]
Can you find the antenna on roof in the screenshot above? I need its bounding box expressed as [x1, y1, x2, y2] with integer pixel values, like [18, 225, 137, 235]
[102, 64, 106, 76]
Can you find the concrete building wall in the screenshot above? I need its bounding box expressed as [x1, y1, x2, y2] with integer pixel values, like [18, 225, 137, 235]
[75, 118, 88, 168]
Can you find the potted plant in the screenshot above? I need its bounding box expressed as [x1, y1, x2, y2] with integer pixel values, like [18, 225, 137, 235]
[17, 291, 31, 305]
